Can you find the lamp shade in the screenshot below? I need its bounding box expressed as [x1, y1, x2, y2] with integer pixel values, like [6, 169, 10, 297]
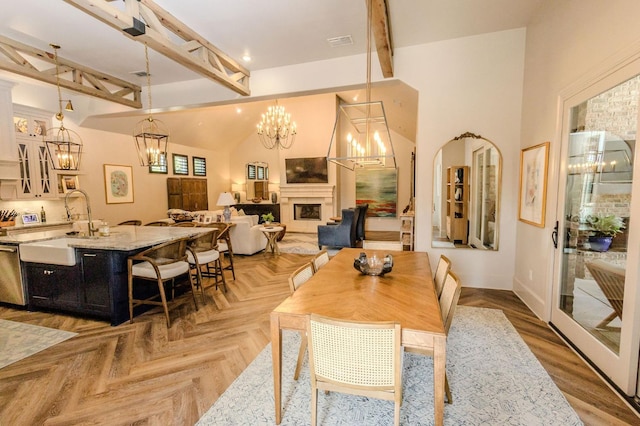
[217, 192, 236, 206]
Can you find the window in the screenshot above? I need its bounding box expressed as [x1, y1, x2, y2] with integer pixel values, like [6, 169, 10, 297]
[149, 154, 168, 174]
[173, 154, 189, 175]
[193, 156, 206, 176]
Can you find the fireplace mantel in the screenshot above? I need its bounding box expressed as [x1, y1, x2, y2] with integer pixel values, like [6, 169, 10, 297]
[279, 184, 335, 232]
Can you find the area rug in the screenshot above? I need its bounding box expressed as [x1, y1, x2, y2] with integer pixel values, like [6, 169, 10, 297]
[0, 319, 76, 369]
[278, 232, 321, 255]
[197, 306, 582, 425]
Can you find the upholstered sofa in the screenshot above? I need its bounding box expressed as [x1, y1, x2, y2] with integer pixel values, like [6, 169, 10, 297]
[189, 210, 267, 255]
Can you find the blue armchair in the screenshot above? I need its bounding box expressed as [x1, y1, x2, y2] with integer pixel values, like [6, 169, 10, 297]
[354, 203, 368, 242]
[318, 208, 361, 249]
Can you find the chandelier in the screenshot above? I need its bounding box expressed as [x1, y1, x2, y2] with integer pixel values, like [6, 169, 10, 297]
[44, 44, 83, 171]
[256, 100, 296, 149]
[327, 0, 396, 170]
[133, 43, 169, 166]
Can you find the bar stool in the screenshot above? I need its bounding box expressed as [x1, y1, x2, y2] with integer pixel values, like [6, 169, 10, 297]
[186, 229, 227, 300]
[127, 237, 198, 327]
[207, 222, 236, 280]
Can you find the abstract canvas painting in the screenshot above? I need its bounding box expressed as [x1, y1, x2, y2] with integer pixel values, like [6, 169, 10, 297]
[356, 168, 397, 217]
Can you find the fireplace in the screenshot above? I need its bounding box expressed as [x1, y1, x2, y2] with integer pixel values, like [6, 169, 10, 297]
[279, 184, 335, 232]
[294, 204, 321, 220]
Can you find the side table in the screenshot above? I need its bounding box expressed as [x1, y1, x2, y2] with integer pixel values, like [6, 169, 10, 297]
[259, 226, 284, 255]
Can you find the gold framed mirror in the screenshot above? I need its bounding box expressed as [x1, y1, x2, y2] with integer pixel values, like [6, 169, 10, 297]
[432, 132, 502, 250]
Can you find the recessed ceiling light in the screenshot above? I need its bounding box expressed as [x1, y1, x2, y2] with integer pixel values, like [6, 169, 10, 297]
[236, 107, 242, 114]
[327, 35, 353, 47]
[131, 71, 149, 77]
[242, 55, 251, 62]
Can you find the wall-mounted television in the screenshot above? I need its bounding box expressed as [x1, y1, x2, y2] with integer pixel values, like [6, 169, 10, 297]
[285, 157, 328, 183]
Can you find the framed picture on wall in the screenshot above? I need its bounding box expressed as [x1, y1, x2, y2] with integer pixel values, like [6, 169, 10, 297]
[60, 175, 79, 192]
[518, 142, 549, 227]
[355, 168, 398, 218]
[104, 164, 134, 204]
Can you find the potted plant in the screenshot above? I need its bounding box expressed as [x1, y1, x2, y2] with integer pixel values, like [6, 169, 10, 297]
[261, 212, 275, 225]
[585, 213, 625, 252]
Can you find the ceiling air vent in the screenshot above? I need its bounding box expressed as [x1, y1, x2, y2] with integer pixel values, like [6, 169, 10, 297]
[327, 35, 353, 48]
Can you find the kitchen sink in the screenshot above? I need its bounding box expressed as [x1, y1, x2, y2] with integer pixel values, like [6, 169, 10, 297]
[19, 238, 77, 266]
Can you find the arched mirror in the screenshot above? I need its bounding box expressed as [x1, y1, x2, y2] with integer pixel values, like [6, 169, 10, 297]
[432, 132, 502, 250]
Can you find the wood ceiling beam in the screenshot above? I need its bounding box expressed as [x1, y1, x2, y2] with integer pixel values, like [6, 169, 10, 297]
[369, 0, 394, 78]
[65, 0, 251, 96]
[0, 35, 142, 109]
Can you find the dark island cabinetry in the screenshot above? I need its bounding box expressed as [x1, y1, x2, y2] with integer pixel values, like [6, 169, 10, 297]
[24, 248, 139, 325]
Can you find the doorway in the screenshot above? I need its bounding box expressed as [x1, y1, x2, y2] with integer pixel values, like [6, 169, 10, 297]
[552, 70, 640, 397]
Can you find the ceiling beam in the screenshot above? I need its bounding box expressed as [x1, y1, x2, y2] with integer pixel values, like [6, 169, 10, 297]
[0, 35, 142, 108]
[65, 0, 251, 96]
[369, 0, 394, 78]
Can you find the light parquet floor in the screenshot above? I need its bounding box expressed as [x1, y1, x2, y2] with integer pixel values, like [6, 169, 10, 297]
[0, 251, 638, 425]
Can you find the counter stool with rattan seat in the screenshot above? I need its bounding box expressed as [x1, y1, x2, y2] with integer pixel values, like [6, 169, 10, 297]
[186, 229, 226, 300]
[127, 237, 198, 327]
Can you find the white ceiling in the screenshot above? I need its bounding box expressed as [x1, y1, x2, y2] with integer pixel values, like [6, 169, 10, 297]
[0, 0, 543, 149]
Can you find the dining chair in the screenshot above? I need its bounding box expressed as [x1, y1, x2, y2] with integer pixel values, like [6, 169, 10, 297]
[118, 220, 141, 226]
[406, 269, 461, 403]
[362, 240, 403, 251]
[127, 237, 198, 327]
[433, 254, 452, 298]
[288, 261, 316, 380]
[307, 314, 403, 426]
[207, 222, 236, 280]
[311, 250, 330, 273]
[586, 260, 625, 328]
[144, 220, 170, 226]
[186, 229, 226, 302]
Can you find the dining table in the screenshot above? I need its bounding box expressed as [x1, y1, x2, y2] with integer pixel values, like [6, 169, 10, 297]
[270, 248, 447, 425]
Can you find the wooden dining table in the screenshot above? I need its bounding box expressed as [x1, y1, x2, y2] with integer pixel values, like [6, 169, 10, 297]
[270, 248, 446, 425]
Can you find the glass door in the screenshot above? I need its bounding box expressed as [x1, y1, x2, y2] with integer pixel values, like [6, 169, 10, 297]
[552, 72, 640, 394]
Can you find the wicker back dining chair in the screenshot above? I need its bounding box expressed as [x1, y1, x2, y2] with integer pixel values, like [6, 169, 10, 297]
[311, 250, 330, 273]
[307, 314, 403, 426]
[433, 254, 452, 298]
[144, 221, 170, 226]
[406, 269, 461, 404]
[586, 260, 626, 328]
[127, 237, 198, 328]
[288, 261, 316, 380]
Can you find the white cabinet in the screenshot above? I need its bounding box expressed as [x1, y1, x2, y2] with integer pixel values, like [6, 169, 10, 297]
[13, 105, 57, 199]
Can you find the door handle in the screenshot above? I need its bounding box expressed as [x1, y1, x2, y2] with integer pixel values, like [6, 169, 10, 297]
[552, 220, 558, 249]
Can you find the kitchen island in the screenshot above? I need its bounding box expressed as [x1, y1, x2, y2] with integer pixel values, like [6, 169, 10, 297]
[1, 225, 208, 325]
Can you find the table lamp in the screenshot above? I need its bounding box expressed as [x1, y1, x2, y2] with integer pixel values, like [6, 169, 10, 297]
[217, 192, 236, 222]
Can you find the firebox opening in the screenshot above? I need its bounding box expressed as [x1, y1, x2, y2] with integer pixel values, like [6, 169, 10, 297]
[294, 204, 321, 221]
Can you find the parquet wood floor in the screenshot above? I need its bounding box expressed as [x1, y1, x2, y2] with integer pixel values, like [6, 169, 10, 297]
[0, 249, 638, 425]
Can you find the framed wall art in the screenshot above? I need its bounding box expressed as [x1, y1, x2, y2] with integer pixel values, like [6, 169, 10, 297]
[355, 168, 398, 218]
[59, 175, 79, 192]
[518, 142, 549, 227]
[104, 164, 134, 204]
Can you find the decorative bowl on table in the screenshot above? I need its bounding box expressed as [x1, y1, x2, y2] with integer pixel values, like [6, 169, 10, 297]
[353, 252, 393, 276]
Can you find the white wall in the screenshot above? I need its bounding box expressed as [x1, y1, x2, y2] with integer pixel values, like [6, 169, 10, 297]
[515, 0, 640, 319]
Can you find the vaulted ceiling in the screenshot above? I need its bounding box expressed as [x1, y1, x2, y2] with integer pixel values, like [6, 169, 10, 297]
[0, 0, 543, 150]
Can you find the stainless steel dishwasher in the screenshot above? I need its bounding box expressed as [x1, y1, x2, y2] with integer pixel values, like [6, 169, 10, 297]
[0, 244, 25, 305]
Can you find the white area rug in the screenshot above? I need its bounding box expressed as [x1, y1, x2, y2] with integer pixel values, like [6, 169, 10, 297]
[278, 232, 320, 255]
[197, 306, 582, 425]
[0, 319, 76, 369]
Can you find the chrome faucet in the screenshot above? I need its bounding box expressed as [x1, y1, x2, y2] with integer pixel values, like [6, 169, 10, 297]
[65, 189, 97, 236]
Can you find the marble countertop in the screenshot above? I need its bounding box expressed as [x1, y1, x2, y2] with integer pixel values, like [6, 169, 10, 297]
[0, 225, 209, 251]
